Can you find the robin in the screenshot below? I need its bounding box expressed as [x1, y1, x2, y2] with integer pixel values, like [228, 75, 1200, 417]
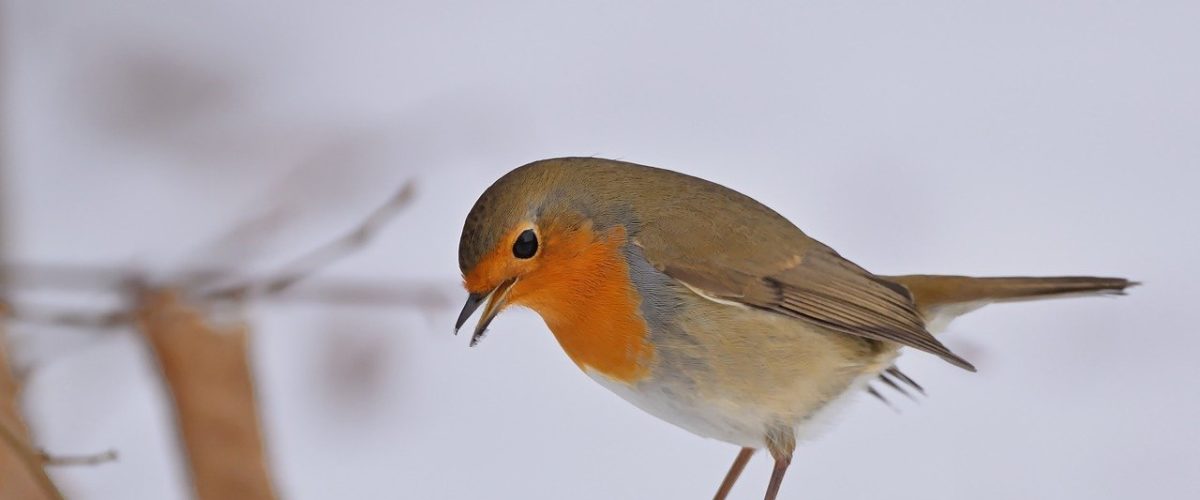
[454, 157, 1133, 499]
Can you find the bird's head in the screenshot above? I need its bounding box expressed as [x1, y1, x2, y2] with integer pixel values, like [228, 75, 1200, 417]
[455, 159, 631, 347]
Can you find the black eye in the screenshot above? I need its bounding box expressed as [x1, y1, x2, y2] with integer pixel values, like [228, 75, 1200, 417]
[512, 229, 538, 259]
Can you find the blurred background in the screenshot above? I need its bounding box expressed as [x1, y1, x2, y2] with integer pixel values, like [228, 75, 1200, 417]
[2, 1, 1198, 499]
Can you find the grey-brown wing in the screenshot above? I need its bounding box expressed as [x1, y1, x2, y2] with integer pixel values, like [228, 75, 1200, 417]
[757, 247, 974, 370]
[647, 242, 975, 371]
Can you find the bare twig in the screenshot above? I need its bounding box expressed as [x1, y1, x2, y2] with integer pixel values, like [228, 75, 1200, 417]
[181, 203, 290, 292]
[3, 305, 131, 330]
[0, 262, 143, 293]
[2, 262, 448, 309]
[38, 448, 119, 467]
[273, 278, 450, 309]
[225, 181, 416, 297]
[0, 421, 64, 500]
[0, 179, 444, 353]
[179, 137, 386, 290]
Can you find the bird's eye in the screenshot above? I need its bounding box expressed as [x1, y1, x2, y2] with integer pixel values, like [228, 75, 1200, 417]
[513, 229, 538, 259]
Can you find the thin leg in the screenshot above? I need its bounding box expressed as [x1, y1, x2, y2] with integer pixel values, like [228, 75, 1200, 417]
[713, 447, 755, 500]
[763, 455, 791, 500]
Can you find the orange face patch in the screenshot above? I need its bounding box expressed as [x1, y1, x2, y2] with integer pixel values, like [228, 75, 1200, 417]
[461, 221, 653, 383]
[462, 225, 539, 295]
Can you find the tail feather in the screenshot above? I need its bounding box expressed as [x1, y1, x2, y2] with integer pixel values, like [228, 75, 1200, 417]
[866, 275, 1135, 408]
[883, 275, 1136, 334]
[886, 275, 1135, 310]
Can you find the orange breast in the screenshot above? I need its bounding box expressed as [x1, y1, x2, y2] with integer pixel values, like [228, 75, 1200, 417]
[510, 224, 653, 383]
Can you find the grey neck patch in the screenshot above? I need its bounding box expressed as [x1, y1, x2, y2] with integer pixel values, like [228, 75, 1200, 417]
[622, 242, 682, 347]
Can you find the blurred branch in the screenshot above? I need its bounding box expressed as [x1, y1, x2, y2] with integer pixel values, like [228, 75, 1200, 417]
[38, 448, 118, 467]
[0, 262, 140, 292]
[0, 180, 447, 317]
[1, 262, 447, 306]
[180, 135, 391, 289]
[0, 316, 64, 500]
[136, 288, 276, 500]
[271, 278, 448, 309]
[0, 422, 63, 500]
[206, 181, 416, 299]
[3, 305, 130, 330]
[0, 178, 442, 498]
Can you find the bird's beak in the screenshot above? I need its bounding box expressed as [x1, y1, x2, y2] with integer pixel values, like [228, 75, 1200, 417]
[454, 278, 517, 347]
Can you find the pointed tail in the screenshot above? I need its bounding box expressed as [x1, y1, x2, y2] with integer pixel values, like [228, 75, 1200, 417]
[883, 275, 1137, 333]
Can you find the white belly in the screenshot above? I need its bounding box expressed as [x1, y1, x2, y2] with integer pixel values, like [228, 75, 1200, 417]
[585, 367, 878, 449]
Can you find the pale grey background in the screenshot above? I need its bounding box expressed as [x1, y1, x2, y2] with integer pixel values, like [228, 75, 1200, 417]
[3, 1, 1198, 499]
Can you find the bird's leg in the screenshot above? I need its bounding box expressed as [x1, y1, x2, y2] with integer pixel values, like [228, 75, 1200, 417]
[763, 427, 796, 500]
[713, 447, 755, 500]
[763, 455, 792, 500]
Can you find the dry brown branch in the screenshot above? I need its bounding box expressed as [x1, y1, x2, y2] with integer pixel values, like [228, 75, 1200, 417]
[0, 178, 437, 499]
[136, 289, 276, 500]
[0, 315, 64, 500]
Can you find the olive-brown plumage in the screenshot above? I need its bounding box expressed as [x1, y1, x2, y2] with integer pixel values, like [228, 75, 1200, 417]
[455, 157, 1134, 500]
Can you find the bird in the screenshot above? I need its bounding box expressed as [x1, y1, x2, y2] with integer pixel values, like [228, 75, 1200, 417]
[454, 157, 1134, 499]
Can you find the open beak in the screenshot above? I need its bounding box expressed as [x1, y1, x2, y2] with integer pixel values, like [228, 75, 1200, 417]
[454, 278, 517, 347]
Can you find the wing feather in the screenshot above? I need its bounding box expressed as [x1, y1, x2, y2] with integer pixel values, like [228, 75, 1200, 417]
[639, 237, 974, 371]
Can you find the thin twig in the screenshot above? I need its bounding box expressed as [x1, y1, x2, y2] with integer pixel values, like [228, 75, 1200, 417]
[0, 262, 136, 293]
[0, 180, 440, 337]
[38, 448, 119, 466]
[1, 263, 448, 311]
[3, 306, 130, 330]
[267, 278, 450, 309]
[0, 420, 64, 500]
[205, 181, 416, 299]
